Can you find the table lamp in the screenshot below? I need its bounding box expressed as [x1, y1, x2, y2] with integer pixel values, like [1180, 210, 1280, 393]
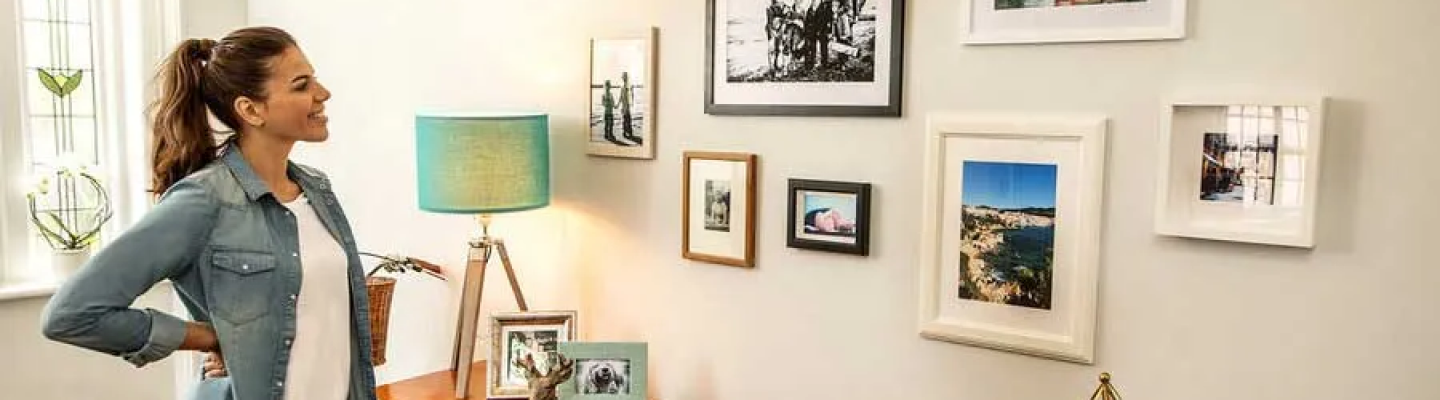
[414, 112, 550, 398]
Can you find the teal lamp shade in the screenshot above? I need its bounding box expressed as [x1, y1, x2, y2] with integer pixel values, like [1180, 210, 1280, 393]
[415, 113, 550, 214]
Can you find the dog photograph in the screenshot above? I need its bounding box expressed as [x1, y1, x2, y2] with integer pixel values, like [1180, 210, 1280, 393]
[576, 358, 632, 395]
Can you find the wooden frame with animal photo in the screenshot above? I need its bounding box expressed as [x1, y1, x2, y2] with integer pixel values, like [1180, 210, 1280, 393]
[682, 151, 758, 267]
[705, 0, 906, 116]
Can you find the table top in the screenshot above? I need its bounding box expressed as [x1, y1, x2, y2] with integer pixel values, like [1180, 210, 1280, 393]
[376, 362, 488, 400]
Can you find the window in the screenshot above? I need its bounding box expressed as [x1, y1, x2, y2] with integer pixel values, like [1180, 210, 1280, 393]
[3, 0, 166, 284]
[1216, 105, 1309, 208]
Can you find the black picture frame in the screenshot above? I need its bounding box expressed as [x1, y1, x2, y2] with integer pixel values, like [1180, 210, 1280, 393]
[787, 179, 872, 255]
[705, 0, 906, 117]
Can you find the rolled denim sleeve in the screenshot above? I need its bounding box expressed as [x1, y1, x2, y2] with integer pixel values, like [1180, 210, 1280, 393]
[40, 179, 219, 368]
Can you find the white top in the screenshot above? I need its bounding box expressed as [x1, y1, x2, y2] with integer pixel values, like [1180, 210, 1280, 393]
[281, 193, 352, 400]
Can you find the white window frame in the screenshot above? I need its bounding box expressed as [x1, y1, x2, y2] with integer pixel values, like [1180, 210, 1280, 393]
[2, 0, 173, 285]
[1, 0, 31, 281]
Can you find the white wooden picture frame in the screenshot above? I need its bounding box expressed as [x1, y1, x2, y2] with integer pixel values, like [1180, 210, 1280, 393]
[961, 0, 1187, 45]
[919, 113, 1107, 364]
[1155, 96, 1328, 248]
[587, 27, 658, 159]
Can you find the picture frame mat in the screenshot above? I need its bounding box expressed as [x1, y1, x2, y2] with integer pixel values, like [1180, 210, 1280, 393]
[939, 135, 1081, 336]
[961, 0, 1187, 44]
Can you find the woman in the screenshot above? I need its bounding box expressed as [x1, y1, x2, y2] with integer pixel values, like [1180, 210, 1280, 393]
[40, 26, 378, 400]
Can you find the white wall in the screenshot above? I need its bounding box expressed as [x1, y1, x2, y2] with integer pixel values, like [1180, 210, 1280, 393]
[0, 288, 177, 399]
[250, 0, 1440, 399]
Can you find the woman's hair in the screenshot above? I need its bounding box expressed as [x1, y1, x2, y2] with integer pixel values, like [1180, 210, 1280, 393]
[148, 26, 296, 194]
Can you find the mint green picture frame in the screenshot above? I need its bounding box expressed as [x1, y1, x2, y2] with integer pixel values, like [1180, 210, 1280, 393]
[558, 342, 648, 400]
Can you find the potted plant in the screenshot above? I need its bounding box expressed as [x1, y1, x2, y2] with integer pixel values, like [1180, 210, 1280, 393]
[359, 251, 445, 366]
[25, 155, 113, 279]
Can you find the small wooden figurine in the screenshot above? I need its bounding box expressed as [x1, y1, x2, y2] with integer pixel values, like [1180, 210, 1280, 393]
[515, 353, 576, 400]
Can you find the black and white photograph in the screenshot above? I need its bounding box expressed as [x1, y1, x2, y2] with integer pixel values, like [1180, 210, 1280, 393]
[588, 28, 657, 159]
[704, 179, 732, 232]
[726, 0, 875, 83]
[706, 0, 905, 116]
[576, 359, 632, 395]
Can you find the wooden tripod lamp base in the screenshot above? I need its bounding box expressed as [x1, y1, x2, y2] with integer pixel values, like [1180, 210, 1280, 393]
[451, 215, 529, 399]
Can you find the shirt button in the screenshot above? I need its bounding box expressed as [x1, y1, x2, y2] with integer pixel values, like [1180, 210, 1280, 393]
[242, 264, 250, 270]
[275, 381, 283, 387]
[290, 294, 298, 301]
[284, 339, 292, 346]
[292, 252, 298, 257]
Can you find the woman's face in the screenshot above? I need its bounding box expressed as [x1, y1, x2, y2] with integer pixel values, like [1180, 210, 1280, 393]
[253, 46, 331, 142]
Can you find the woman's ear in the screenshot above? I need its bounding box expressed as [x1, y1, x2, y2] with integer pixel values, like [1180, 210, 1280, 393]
[234, 96, 267, 127]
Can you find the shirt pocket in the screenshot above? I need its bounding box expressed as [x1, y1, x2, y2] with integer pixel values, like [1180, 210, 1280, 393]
[209, 251, 278, 325]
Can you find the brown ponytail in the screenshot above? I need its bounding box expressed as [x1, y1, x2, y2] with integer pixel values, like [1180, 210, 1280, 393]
[148, 27, 297, 194]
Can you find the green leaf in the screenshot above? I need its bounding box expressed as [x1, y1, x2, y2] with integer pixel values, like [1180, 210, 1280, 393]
[37, 69, 63, 97]
[59, 70, 83, 97]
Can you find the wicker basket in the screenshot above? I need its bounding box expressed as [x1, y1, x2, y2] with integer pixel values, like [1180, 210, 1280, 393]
[365, 276, 397, 366]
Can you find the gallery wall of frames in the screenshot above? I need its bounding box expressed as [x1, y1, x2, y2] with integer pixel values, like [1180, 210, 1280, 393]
[507, 0, 1335, 397]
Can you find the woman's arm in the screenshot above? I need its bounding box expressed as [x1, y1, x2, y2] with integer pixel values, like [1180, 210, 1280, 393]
[40, 179, 220, 367]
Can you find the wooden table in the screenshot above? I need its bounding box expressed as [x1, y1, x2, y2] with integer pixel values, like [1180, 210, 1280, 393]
[376, 363, 487, 400]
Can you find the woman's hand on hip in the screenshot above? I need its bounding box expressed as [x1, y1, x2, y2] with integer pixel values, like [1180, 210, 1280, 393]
[203, 350, 228, 378]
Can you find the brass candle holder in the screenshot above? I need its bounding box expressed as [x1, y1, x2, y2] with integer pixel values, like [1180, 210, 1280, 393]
[1089, 372, 1123, 400]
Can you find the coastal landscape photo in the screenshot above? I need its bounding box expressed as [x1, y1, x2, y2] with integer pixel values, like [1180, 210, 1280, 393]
[958, 161, 1058, 310]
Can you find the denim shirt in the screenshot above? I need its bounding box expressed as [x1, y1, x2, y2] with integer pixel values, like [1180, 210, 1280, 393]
[40, 146, 377, 400]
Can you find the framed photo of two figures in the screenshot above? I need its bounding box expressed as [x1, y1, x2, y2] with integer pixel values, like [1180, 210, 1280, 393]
[705, 0, 906, 116]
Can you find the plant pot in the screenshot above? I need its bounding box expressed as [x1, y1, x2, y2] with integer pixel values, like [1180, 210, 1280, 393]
[366, 276, 397, 366]
[51, 247, 92, 280]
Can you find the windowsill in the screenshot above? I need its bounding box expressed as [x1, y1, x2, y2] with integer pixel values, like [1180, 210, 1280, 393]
[0, 279, 59, 302]
[0, 273, 176, 303]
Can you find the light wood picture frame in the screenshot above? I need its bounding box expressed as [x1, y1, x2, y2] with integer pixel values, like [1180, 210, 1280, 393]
[488, 311, 579, 399]
[1155, 96, 1328, 248]
[919, 113, 1108, 364]
[682, 151, 758, 267]
[587, 27, 658, 159]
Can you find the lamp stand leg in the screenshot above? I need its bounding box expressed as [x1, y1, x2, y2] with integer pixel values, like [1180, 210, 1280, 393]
[450, 237, 532, 398]
[451, 241, 492, 399]
[494, 239, 528, 311]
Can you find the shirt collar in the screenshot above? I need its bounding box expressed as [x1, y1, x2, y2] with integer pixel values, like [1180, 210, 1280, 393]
[220, 145, 329, 202]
